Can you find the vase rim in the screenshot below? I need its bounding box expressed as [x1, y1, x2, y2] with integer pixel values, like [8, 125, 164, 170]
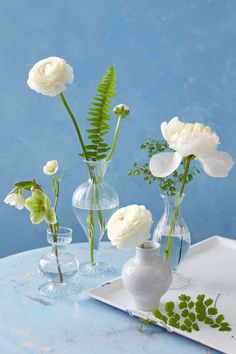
[83, 159, 111, 164]
[47, 226, 72, 236]
[137, 240, 160, 251]
[160, 192, 185, 198]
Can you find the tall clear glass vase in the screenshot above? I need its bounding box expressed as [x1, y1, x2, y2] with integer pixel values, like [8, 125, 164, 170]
[72, 160, 119, 278]
[153, 193, 191, 290]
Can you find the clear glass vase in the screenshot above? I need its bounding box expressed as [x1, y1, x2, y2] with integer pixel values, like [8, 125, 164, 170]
[72, 160, 119, 278]
[38, 227, 80, 298]
[153, 194, 191, 289]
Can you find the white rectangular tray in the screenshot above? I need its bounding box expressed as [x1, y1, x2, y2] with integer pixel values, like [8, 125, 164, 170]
[86, 236, 236, 354]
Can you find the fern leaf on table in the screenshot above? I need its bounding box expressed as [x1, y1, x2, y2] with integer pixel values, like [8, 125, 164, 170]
[82, 65, 116, 161]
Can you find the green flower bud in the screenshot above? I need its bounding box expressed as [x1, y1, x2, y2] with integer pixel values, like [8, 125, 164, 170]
[113, 104, 130, 118]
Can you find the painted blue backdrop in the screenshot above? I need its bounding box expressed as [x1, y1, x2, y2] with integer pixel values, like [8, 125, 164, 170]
[0, 0, 236, 257]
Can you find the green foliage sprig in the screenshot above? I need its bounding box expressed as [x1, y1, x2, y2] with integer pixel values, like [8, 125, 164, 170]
[82, 65, 116, 161]
[139, 294, 232, 333]
[128, 139, 200, 196]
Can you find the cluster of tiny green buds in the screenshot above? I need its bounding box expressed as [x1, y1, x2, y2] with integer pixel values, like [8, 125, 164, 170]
[129, 139, 200, 196]
[113, 103, 130, 118]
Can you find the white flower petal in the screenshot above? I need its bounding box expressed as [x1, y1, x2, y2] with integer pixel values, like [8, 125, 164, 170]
[27, 57, 74, 96]
[43, 160, 58, 175]
[175, 131, 219, 158]
[149, 152, 182, 178]
[161, 117, 185, 149]
[4, 193, 25, 210]
[160, 121, 168, 140]
[198, 151, 234, 177]
[107, 205, 153, 250]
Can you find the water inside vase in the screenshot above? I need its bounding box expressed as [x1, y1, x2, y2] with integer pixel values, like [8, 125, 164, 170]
[73, 206, 117, 248]
[159, 235, 190, 271]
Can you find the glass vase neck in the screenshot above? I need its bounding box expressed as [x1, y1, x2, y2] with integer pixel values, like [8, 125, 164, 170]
[84, 160, 110, 181]
[161, 193, 185, 211]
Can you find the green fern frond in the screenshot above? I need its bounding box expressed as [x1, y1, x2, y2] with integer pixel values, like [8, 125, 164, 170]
[82, 65, 116, 161]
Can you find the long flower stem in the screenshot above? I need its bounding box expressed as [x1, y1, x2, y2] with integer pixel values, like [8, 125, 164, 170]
[50, 176, 63, 284]
[106, 115, 122, 161]
[164, 156, 192, 261]
[50, 224, 63, 284]
[59, 93, 89, 162]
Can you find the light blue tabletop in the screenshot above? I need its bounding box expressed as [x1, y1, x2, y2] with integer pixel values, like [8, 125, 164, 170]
[0, 242, 221, 354]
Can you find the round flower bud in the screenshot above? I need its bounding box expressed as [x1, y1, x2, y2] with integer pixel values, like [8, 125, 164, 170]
[43, 160, 58, 175]
[113, 104, 130, 118]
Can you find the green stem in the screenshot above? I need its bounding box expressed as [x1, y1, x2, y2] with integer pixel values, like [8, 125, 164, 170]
[50, 176, 63, 284]
[88, 190, 96, 265]
[164, 156, 193, 262]
[59, 92, 89, 162]
[106, 115, 122, 161]
[50, 223, 63, 284]
[54, 178, 59, 212]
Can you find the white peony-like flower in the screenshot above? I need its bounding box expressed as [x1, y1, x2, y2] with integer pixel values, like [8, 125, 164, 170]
[4, 193, 25, 210]
[150, 117, 234, 178]
[27, 57, 74, 96]
[43, 160, 58, 175]
[113, 104, 130, 118]
[107, 205, 153, 250]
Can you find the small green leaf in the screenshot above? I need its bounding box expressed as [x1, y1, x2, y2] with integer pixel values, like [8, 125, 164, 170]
[152, 308, 162, 319]
[161, 315, 168, 323]
[165, 301, 175, 313]
[180, 324, 187, 331]
[184, 319, 192, 327]
[192, 323, 200, 331]
[173, 313, 180, 321]
[204, 298, 213, 307]
[204, 317, 214, 325]
[216, 315, 224, 324]
[210, 324, 220, 328]
[197, 314, 205, 322]
[188, 312, 196, 322]
[208, 307, 218, 315]
[197, 294, 205, 302]
[188, 301, 194, 309]
[179, 302, 187, 309]
[182, 309, 189, 318]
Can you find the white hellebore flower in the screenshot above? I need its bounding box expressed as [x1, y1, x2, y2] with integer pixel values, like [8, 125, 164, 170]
[107, 205, 153, 250]
[27, 57, 74, 96]
[113, 104, 130, 118]
[4, 193, 25, 210]
[43, 160, 58, 175]
[150, 117, 234, 178]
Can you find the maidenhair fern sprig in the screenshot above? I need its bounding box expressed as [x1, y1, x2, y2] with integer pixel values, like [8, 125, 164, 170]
[128, 139, 200, 196]
[139, 294, 232, 333]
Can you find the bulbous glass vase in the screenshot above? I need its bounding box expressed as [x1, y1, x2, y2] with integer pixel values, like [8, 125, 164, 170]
[72, 160, 119, 278]
[38, 227, 80, 298]
[153, 193, 191, 289]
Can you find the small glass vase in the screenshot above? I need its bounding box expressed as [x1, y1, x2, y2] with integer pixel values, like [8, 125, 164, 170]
[38, 227, 80, 298]
[72, 160, 119, 278]
[153, 193, 191, 289]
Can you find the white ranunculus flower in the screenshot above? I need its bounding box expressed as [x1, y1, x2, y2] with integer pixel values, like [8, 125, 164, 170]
[43, 160, 58, 175]
[4, 193, 25, 210]
[150, 117, 234, 178]
[27, 57, 74, 96]
[107, 205, 153, 250]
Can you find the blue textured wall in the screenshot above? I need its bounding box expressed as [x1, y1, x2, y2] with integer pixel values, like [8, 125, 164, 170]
[1, 0, 236, 257]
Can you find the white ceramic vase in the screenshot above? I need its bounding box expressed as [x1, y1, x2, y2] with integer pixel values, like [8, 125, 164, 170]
[121, 241, 172, 311]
